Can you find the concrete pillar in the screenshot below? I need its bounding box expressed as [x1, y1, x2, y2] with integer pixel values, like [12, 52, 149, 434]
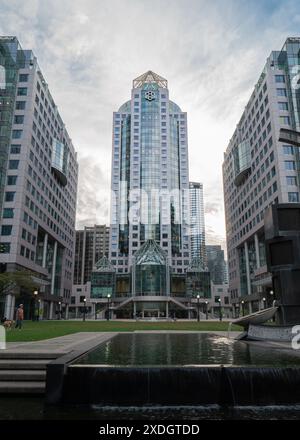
[38, 300, 43, 320]
[42, 233, 48, 268]
[10, 295, 15, 320]
[244, 241, 251, 296]
[248, 301, 253, 314]
[50, 241, 58, 296]
[4, 294, 13, 320]
[166, 259, 170, 296]
[49, 302, 54, 320]
[65, 305, 69, 320]
[133, 301, 137, 318]
[254, 234, 260, 269]
[166, 300, 169, 319]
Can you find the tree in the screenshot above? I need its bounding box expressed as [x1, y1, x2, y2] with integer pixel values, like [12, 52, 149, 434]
[0, 270, 38, 296]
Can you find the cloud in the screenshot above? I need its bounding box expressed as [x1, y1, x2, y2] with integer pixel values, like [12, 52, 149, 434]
[1, 0, 300, 245]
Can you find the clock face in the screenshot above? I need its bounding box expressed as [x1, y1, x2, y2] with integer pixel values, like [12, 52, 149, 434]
[145, 90, 156, 101]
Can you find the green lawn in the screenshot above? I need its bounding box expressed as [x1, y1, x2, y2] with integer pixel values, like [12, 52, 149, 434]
[5, 320, 242, 342]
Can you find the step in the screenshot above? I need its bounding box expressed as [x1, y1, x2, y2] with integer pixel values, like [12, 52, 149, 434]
[0, 370, 46, 381]
[0, 359, 50, 370]
[0, 381, 45, 394]
[0, 351, 63, 360]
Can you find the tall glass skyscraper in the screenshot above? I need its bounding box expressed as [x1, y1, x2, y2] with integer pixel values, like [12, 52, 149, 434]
[110, 71, 191, 273]
[189, 182, 206, 267]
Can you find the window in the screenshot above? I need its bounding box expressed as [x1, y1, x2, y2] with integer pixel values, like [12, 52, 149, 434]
[277, 88, 287, 96]
[12, 130, 22, 139]
[17, 87, 27, 96]
[19, 73, 29, 82]
[283, 145, 294, 155]
[10, 144, 21, 154]
[0, 243, 10, 254]
[278, 102, 288, 111]
[3, 208, 14, 218]
[9, 160, 19, 170]
[7, 175, 17, 185]
[285, 160, 296, 170]
[1, 225, 12, 236]
[5, 192, 15, 202]
[288, 192, 299, 203]
[14, 115, 24, 124]
[280, 116, 290, 125]
[287, 176, 297, 185]
[16, 101, 26, 110]
[275, 75, 285, 83]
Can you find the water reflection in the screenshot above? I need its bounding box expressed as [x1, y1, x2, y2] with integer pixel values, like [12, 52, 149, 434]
[75, 333, 300, 367]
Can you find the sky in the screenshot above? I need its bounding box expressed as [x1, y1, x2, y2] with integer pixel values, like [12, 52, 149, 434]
[1, 0, 300, 253]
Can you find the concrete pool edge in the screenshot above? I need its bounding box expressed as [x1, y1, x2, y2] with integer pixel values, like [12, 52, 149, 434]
[45, 332, 118, 404]
[45, 331, 300, 407]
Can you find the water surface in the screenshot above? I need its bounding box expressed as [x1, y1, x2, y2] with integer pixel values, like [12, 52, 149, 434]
[75, 333, 300, 366]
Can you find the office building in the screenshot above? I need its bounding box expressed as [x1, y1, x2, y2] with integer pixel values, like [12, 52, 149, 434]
[0, 37, 78, 319]
[73, 224, 109, 284]
[223, 37, 300, 313]
[206, 245, 227, 285]
[189, 182, 206, 267]
[91, 71, 211, 318]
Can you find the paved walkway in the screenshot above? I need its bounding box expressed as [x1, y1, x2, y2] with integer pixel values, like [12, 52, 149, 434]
[5, 332, 116, 355]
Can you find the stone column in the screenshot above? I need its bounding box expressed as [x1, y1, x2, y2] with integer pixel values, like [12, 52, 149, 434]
[133, 301, 137, 318]
[10, 295, 15, 321]
[244, 241, 251, 296]
[49, 301, 54, 320]
[50, 241, 58, 296]
[4, 294, 12, 320]
[166, 300, 169, 319]
[65, 304, 69, 320]
[254, 234, 261, 269]
[42, 233, 48, 268]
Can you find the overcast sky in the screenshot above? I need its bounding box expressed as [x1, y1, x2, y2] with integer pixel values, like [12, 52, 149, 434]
[1, 0, 300, 252]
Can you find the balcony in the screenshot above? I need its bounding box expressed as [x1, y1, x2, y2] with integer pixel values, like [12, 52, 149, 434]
[51, 138, 68, 187]
[234, 139, 251, 186]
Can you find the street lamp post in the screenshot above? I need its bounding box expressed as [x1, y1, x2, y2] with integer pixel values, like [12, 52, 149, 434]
[197, 294, 200, 322]
[205, 301, 208, 320]
[83, 298, 86, 322]
[58, 301, 61, 320]
[107, 294, 111, 321]
[262, 297, 266, 309]
[218, 298, 222, 321]
[33, 290, 38, 321]
[269, 290, 274, 307]
[241, 300, 245, 316]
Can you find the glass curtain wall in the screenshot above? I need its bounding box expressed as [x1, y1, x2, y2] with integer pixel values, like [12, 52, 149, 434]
[140, 84, 160, 242]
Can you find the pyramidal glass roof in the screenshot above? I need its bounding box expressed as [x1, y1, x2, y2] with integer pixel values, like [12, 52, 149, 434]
[134, 239, 167, 265]
[94, 255, 115, 272]
[133, 70, 168, 89]
[187, 256, 206, 273]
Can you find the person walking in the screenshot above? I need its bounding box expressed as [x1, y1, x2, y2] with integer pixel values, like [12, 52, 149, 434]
[15, 304, 24, 330]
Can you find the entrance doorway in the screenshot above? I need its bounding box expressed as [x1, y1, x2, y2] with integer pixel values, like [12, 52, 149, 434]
[143, 309, 160, 318]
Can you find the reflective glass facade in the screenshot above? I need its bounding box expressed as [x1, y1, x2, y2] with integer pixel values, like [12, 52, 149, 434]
[51, 138, 68, 186]
[110, 71, 190, 275]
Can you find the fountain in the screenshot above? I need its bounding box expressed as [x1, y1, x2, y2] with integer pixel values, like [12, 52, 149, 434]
[46, 332, 300, 406]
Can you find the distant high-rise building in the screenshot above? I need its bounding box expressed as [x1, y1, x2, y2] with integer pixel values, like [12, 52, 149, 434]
[189, 182, 206, 266]
[206, 245, 226, 285]
[223, 37, 300, 313]
[0, 37, 78, 319]
[74, 224, 110, 284]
